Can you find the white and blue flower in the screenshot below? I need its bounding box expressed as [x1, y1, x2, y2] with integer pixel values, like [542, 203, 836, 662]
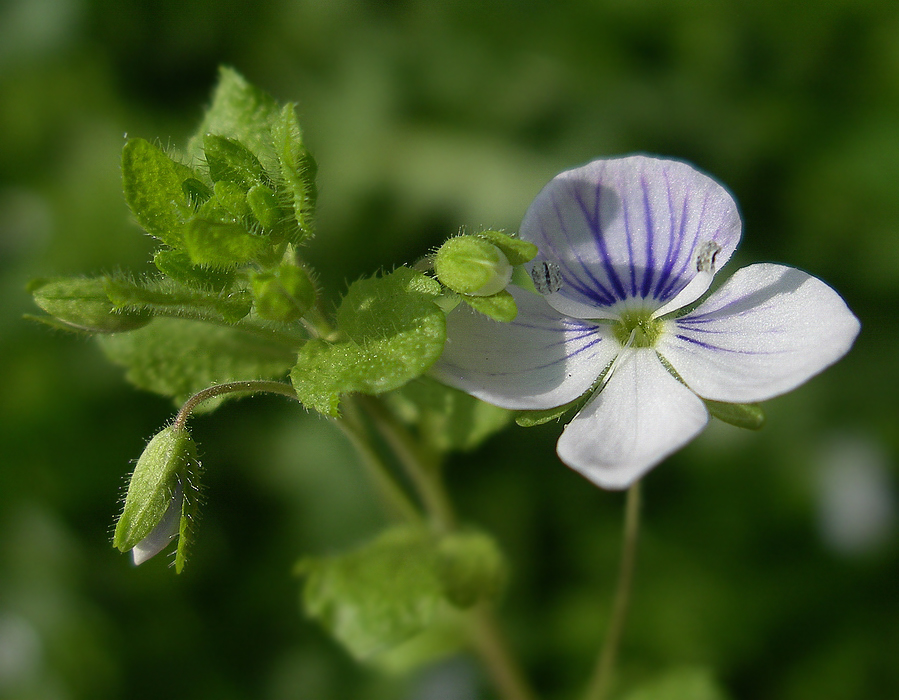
[433, 155, 860, 489]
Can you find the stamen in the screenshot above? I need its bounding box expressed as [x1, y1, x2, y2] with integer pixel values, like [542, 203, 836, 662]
[530, 260, 563, 294]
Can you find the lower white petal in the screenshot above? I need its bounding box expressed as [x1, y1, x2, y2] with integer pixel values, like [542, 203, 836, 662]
[557, 348, 709, 489]
[657, 263, 861, 403]
[431, 287, 619, 410]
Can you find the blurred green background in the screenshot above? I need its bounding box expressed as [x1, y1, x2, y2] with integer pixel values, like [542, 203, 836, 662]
[1, 0, 896, 698]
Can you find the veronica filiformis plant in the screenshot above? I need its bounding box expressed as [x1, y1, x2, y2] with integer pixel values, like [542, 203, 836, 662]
[433, 155, 860, 489]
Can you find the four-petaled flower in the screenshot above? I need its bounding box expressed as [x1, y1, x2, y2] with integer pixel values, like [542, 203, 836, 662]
[433, 155, 860, 489]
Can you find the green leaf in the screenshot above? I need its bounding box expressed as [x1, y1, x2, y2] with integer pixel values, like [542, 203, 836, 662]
[292, 268, 446, 415]
[183, 216, 273, 267]
[187, 66, 281, 167]
[704, 400, 765, 430]
[620, 667, 732, 700]
[296, 526, 450, 660]
[251, 264, 316, 323]
[462, 289, 518, 322]
[272, 103, 317, 244]
[121, 138, 196, 248]
[97, 317, 297, 410]
[435, 531, 507, 608]
[29, 277, 151, 333]
[153, 250, 234, 292]
[385, 377, 512, 452]
[104, 275, 252, 324]
[204, 134, 267, 189]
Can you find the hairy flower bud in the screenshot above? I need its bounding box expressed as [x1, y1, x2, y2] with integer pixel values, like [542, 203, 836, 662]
[434, 235, 513, 297]
[114, 425, 201, 572]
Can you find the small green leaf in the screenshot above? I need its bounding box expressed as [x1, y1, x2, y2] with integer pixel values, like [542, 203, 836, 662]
[98, 317, 297, 410]
[296, 526, 447, 660]
[187, 67, 281, 166]
[704, 400, 765, 430]
[30, 277, 151, 333]
[251, 264, 316, 323]
[104, 275, 252, 324]
[204, 134, 267, 189]
[212, 180, 252, 219]
[183, 216, 272, 267]
[246, 183, 283, 231]
[153, 250, 234, 292]
[462, 289, 518, 322]
[121, 138, 195, 248]
[385, 377, 512, 452]
[272, 103, 317, 244]
[477, 230, 539, 266]
[435, 531, 506, 608]
[291, 268, 446, 415]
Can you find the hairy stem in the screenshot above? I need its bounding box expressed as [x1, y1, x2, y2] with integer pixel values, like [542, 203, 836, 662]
[173, 380, 301, 430]
[583, 481, 643, 700]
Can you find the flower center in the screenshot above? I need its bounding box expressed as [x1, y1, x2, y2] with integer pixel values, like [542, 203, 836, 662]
[614, 309, 662, 348]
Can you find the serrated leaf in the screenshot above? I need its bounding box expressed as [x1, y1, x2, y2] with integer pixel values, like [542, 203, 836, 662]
[97, 317, 296, 410]
[386, 377, 512, 452]
[296, 526, 448, 660]
[291, 268, 446, 415]
[121, 138, 196, 248]
[462, 289, 518, 322]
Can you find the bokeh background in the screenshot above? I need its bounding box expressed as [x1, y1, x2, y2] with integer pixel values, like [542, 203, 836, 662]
[1, 1, 897, 698]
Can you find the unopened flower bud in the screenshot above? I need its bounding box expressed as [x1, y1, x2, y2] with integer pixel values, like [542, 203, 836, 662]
[114, 425, 200, 572]
[434, 236, 512, 297]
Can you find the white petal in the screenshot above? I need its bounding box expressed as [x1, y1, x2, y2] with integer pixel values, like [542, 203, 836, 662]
[556, 348, 709, 489]
[431, 287, 619, 410]
[132, 483, 183, 566]
[520, 155, 741, 318]
[657, 263, 861, 403]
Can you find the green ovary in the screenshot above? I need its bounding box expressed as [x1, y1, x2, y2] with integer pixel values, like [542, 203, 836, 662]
[613, 309, 663, 348]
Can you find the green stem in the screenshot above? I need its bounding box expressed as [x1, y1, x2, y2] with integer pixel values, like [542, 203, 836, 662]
[173, 380, 301, 430]
[583, 481, 643, 700]
[336, 398, 424, 526]
[357, 395, 456, 532]
[470, 605, 540, 700]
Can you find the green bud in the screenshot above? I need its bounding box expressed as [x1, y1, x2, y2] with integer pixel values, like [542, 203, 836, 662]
[435, 531, 506, 608]
[251, 263, 316, 322]
[434, 236, 512, 297]
[114, 426, 201, 572]
[29, 277, 151, 333]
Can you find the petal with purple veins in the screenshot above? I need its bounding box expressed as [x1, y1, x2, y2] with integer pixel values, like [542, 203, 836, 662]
[431, 287, 618, 410]
[521, 155, 742, 318]
[657, 263, 861, 403]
